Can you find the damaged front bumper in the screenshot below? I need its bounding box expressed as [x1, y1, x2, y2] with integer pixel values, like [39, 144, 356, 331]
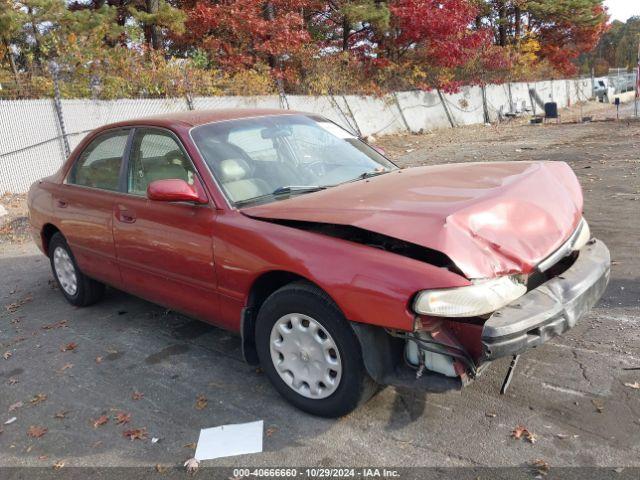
[352, 239, 610, 394]
[481, 238, 610, 361]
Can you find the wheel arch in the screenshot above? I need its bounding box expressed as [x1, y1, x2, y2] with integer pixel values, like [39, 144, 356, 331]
[240, 270, 399, 384]
[241, 270, 314, 364]
[41, 223, 62, 256]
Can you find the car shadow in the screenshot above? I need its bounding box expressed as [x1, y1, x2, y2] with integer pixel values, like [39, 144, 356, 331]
[600, 277, 640, 309]
[0, 248, 338, 465]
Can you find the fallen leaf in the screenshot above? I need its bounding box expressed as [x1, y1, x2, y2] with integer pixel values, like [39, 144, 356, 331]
[54, 410, 68, 419]
[265, 426, 278, 437]
[511, 425, 536, 443]
[95, 356, 103, 364]
[3, 352, 12, 360]
[123, 428, 148, 441]
[41, 320, 68, 330]
[5, 294, 32, 313]
[531, 458, 550, 476]
[195, 394, 207, 410]
[624, 382, 640, 389]
[52, 460, 65, 469]
[27, 425, 48, 438]
[183, 442, 196, 449]
[8, 401, 23, 412]
[131, 391, 144, 401]
[30, 393, 47, 405]
[60, 342, 77, 352]
[5, 417, 17, 425]
[592, 399, 605, 413]
[115, 412, 131, 425]
[92, 415, 109, 428]
[184, 457, 199, 474]
[511, 425, 527, 440]
[59, 363, 73, 372]
[156, 464, 168, 473]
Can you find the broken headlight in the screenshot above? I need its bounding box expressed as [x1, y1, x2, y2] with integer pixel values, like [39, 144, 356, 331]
[413, 275, 527, 318]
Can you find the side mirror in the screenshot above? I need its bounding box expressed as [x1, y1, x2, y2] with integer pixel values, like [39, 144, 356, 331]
[147, 178, 207, 204]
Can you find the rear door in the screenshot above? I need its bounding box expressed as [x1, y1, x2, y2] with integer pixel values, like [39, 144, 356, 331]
[112, 127, 219, 323]
[55, 128, 132, 288]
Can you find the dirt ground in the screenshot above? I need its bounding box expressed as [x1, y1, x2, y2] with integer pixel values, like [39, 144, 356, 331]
[1, 102, 639, 475]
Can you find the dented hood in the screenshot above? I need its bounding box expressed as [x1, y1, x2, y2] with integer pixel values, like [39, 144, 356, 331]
[241, 161, 583, 279]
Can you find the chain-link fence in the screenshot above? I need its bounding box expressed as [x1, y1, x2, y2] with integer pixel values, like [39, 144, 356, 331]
[1, 68, 596, 193]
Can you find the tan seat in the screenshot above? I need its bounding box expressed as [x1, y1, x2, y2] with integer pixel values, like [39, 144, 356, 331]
[219, 158, 270, 202]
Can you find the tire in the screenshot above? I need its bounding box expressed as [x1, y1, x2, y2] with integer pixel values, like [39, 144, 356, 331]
[49, 232, 105, 307]
[255, 281, 378, 417]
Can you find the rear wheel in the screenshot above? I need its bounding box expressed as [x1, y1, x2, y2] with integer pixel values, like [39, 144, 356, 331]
[49, 233, 105, 306]
[255, 281, 377, 417]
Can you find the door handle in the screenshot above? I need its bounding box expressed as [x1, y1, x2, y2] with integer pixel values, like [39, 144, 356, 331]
[56, 199, 68, 208]
[115, 207, 136, 224]
[119, 213, 136, 224]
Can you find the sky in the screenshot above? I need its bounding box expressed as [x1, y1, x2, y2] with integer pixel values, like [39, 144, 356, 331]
[605, 0, 640, 22]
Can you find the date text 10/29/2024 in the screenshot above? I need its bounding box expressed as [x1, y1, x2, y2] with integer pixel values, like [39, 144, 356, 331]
[232, 468, 401, 478]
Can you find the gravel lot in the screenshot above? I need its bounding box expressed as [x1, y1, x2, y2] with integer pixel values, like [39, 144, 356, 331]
[1, 106, 639, 475]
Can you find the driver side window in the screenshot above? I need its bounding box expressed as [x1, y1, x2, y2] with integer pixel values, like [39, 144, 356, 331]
[127, 129, 197, 196]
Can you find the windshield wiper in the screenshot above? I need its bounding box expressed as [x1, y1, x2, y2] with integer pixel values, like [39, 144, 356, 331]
[342, 169, 390, 184]
[271, 185, 327, 195]
[234, 185, 326, 207]
[358, 170, 389, 180]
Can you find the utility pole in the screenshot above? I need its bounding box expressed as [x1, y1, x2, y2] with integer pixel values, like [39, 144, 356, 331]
[635, 39, 640, 118]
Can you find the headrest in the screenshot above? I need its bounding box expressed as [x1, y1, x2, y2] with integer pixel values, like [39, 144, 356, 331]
[219, 158, 250, 182]
[163, 149, 184, 164]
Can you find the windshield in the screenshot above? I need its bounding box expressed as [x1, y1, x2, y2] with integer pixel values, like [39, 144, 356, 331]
[190, 114, 396, 206]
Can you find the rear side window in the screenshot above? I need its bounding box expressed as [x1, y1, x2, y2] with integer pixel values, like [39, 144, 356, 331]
[68, 130, 129, 191]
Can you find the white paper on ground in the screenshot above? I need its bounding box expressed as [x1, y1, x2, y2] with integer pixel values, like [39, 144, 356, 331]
[194, 420, 263, 461]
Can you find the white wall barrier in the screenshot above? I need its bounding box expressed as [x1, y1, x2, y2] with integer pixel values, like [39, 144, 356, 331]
[0, 77, 594, 193]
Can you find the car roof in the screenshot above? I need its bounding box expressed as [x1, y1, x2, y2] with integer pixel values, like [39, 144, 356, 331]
[97, 108, 306, 131]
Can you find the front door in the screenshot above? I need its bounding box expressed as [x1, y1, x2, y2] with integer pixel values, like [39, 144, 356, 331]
[112, 128, 219, 323]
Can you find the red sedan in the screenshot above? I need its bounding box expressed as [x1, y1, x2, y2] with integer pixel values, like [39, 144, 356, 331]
[28, 109, 610, 417]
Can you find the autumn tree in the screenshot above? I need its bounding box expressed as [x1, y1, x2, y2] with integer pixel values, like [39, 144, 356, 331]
[181, 0, 312, 72]
[476, 0, 608, 75]
[0, 0, 27, 86]
[589, 17, 640, 73]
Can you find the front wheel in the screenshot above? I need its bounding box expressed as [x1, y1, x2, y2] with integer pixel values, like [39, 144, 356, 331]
[255, 281, 377, 417]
